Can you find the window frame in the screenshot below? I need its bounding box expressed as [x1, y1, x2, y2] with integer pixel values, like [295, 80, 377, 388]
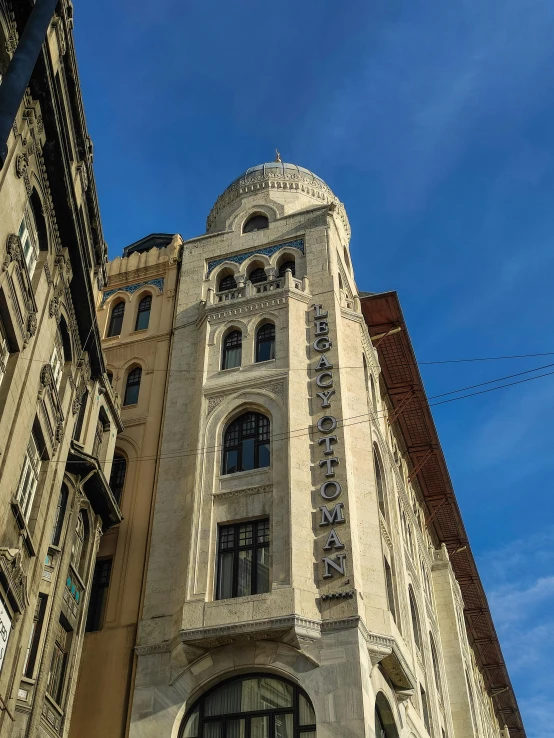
[243, 214, 269, 233]
[222, 412, 270, 475]
[85, 558, 113, 632]
[24, 594, 47, 678]
[16, 433, 41, 522]
[218, 274, 237, 292]
[123, 366, 142, 406]
[107, 300, 125, 337]
[248, 267, 267, 285]
[18, 204, 39, 279]
[216, 519, 270, 600]
[255, 322, 275, 363]
[409, 586, 422, 652]
[221, 330, 242, 371]
[109, 453, 127, 505]
[278, 259, 296, 277]
[135, 294, 152, 331]
[46, 619, 71, 705]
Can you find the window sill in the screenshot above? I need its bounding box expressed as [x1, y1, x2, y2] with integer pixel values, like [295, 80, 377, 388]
[254, 359, 276, 366]
[212, 592, 271, 605]
[122, 402, 138, 409]
[219, 466, 271, 481]
[131, 329, 148, 335]
[219, 365, 241, 374]
[103, 335, 121, 342]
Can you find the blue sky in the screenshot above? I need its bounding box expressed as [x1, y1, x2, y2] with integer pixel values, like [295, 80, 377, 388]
[74, 1, 554, 734]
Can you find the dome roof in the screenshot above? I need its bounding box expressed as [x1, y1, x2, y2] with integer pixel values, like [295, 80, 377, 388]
[206, 160, 350, 238]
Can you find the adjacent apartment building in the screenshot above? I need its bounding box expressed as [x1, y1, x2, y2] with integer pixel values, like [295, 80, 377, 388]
[0, 2, 122, 737]
[125, 161, 526, 738]
[70, 233, 181, 738]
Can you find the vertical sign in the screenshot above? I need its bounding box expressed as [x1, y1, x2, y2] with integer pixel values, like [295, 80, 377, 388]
[0, 598, 12, 674]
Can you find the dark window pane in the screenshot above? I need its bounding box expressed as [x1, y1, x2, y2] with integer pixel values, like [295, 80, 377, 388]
[220, 527, 235, 549]
[219, 275, 237, 292]
[278, 260, 295, 277]
[222, 331, 242, 369]
[204, 722, 222, 738]
[238, 524, 253, 547]
[243, 215, 269, 233]
[257, 520, 270, 543]
[258, 443, 270, 469]
[256, 323, 275, 363]
[217, 552, 234, 600]
[251, 716, 269, 738]
[249, 267, 267, 284]
[108, 302, 125, 337]
[124, 367, 141, 406]
[241, 438, 255, 471]
[135, 295, 152, 331]
[86, 559, 112, 632]
[237, 550, 252, 596]
[256, 547, 270, 594]
[109, 455, 126, 504]
[224, 449, 239, 475]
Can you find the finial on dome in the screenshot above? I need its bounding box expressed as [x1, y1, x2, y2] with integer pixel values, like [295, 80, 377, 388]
[274, 149, 282, 163]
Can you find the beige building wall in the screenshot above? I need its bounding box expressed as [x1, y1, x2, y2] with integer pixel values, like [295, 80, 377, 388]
[0, 2, 123, 738]
[70, 236, 181, 738]
[127, 162, 524, 738]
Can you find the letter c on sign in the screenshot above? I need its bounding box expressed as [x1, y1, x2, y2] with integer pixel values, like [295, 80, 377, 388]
[320, 481, 342, 500]
[313, 336, 332, 352]
[316, 372, 333, 388]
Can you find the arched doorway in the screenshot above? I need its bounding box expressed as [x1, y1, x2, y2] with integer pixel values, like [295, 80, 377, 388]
[181, 674, 316, 737]
[375, 692, 399, 738]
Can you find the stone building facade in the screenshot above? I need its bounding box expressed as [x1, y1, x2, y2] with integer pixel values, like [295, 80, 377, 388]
[128, 162, 525, 738]
[70, 233, 181, 738]
[0, 2, 122, 737]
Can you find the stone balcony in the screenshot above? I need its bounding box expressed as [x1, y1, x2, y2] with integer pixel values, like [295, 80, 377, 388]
[206, 270, 310, 306]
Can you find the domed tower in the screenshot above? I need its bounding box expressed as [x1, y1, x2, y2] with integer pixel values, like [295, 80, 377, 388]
[130, 161, 412, 738]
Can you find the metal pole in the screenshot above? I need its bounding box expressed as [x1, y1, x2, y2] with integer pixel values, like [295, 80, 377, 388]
[0, 0, 59, 169]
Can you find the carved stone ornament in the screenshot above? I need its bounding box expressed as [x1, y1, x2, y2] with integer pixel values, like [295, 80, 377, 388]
[0, 548, 29, 613]
[40, 364, 53, 388]
[15, 152, 28, 178]
[49, 296, 60, 321]
[24, 312, 37, 346]
[55, 420, 64, 444]
[207, 395, 225, 415]
[72, 394, 82, 415]
[3, 234, 22, 271]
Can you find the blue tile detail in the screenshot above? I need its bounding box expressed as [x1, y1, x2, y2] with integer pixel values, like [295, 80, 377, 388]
[206, 239, 304, 278]
[102, 278, 164, 304]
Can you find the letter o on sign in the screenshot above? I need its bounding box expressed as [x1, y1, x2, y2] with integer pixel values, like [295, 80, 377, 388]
[320, 480, 342, 500]
[317, 416, 337, 433]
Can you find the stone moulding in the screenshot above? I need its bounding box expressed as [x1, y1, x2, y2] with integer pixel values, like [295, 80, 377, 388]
[206, 239, 305, 278]
[213, 484, 273, 501]
[101, 277, 164, 304]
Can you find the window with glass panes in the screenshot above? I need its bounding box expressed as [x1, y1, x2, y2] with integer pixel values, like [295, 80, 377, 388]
[124, 366, 142, 405]
[18, 205, 39, 278]
[217, 520, 270, 599]
[0, 320, 8, 388]
[108, 301, 125, 336]
[86, 559, 112, 632]
[221, 330, 242, 370]
[222, 412, 270, 474]
[135, 294, 152, 330]
[249, 267, 267, 284]
[255, 323, 275, 362]
[50, 332, 64, 389]
[16, 433, 41, 522]
[109, 454, 127, 504]
[219, 274, 237, 292]
[47, 619, 70, 704]
[51, 486, 68, 545]
[181, 675, 316, 738]
[278, 260, 295, 277]
[71, 512, 85, 572]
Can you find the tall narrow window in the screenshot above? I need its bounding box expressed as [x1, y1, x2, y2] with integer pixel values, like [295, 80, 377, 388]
[86, 559, 112, 632]
[135, 294, 152, 331]
[255, 323, 275, 362]
[16, 432, 41, 522]
[223, 412, 270, 474]
[51, 485, 68, 546]
[19, 205, 39, 278]
[73, 390, 88, 441]
[374, 446, 386, 517]
[124, 366, 142, 406]
[248, 267, 267, 284]
[219, 274, 237, 292]
[108, 301, 125, 337]
[221, 330, 242, 370]
[109, 454, 127, 504]
[430, 633, 443, 698]
[409, 586, 422, 652]
[71, 512, 85, 572]
[370, 374, 377, 412]
[0, 320, 9, 388]
[420, 685, 431, 733]
[217, 519, 270, 599]
[24, 594, 47, 678]
[384, 558, 396, 623]
[278, 259, 295, 277]
[47, 619, 71, 704]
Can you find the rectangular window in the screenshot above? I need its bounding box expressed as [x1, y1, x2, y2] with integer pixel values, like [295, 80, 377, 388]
[16, 433, 41, 522]
[47, 619, 71, 704]
[384, 558, 396, 623]
[24, 594, 47, 678]
[18, 206, 39, 278]
[217, 520, 270, 600]
[420, 685, 431, 734]
[0, 320, 8, 388]
[50, 333, 64, 390]
[85, 559, 112, 632]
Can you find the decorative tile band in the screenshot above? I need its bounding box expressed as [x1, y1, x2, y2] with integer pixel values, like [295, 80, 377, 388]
[206, 239, 304, 278]
[102, 278, 164, 304]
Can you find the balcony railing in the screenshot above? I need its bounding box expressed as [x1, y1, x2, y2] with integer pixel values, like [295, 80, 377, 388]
[210, 273, 310, 305]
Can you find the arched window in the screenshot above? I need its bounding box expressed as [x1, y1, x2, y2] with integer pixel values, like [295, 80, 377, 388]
[135, 294, 152, 331]
[181, 675, 316, 738]
[109, 454, 127, 504]
[221, 330, 242, 370]
[278, 259, 295, 277]
[256, 322, 275, 362]
[108, 301, 125, 337]
[374, 446, 386, 517]
[243, 214, 269, 233]
[430, 633, 443, 697]
[51, 485, 68, 545]
[124, 366, 142, 406]
[219, 274, 237, 292]
[223, 412, 270, 474]
[370, 374, 377, 412]
[18, 203, 40, 278]
[375, 694, 399, 738]
[409, 586, 422, 651]
[249, 267, 267, 284]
